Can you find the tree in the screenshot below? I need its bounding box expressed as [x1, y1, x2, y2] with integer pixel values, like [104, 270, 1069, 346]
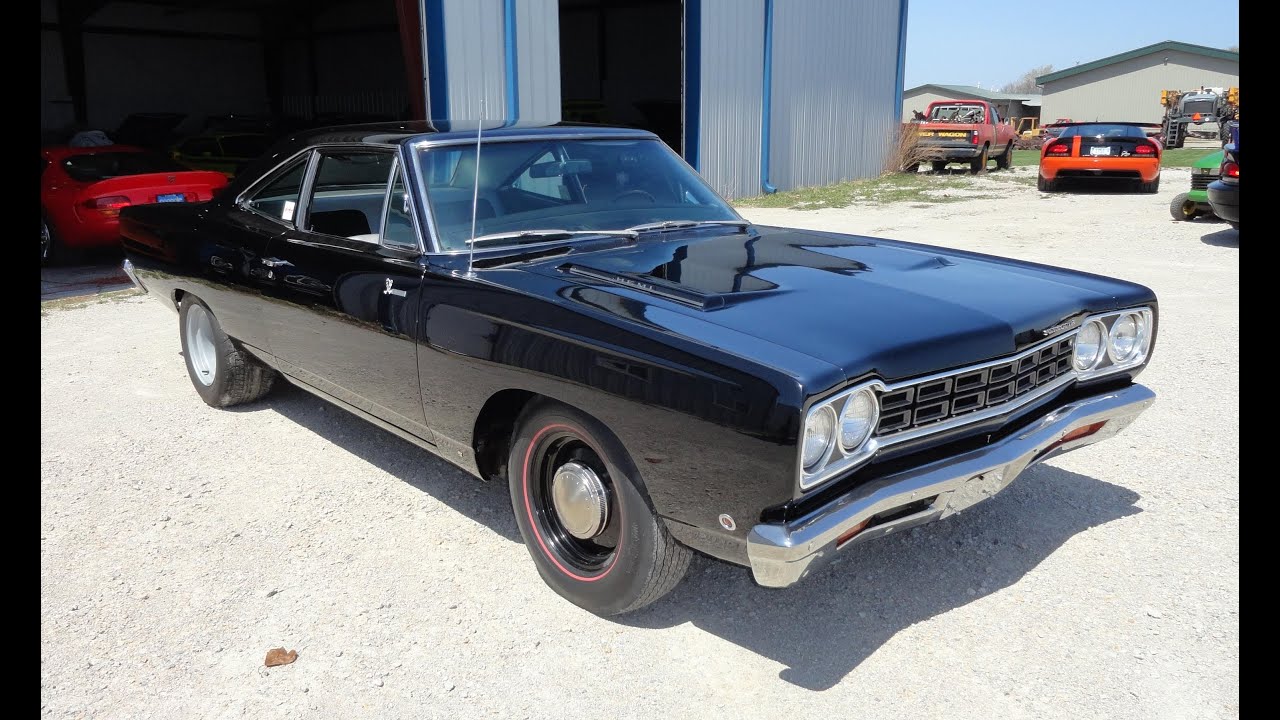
[1227, 44, 1239, 52]
[999, 64, 1054, 94]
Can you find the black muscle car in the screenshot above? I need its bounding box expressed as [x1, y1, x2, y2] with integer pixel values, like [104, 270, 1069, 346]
[120, 122, 1158, 616]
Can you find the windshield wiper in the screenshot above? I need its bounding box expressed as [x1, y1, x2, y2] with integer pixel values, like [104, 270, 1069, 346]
[624, 219, 751, 235]
[466, 229, 637, 247]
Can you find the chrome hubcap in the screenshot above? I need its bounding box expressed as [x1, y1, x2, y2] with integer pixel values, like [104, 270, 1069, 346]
[185, 304, 217, 386]
[550, 461, 610, 539]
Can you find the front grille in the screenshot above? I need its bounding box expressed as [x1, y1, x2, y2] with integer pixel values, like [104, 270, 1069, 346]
[1191, 174, 1217, 190]
[877, 336, 1076, 435]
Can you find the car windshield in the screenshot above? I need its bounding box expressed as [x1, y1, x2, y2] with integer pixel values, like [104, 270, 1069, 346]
[1058, 124, 1149, 138]
[414, 137, 739, 250]
[62, 152, 186, 182]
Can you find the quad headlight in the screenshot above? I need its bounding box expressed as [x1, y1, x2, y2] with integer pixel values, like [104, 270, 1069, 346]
[799, 380, 883, 490]
[1074, 307, 1155, 380]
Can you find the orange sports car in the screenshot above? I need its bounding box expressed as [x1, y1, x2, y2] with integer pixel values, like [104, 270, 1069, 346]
[1037, 122, 1162, 193]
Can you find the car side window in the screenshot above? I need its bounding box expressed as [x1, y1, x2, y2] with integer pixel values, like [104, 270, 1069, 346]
[381, 165, 420, 251]
[303, 150, 395, 242]
[990, 107, 999, 125]
[244, 158, 308, 223]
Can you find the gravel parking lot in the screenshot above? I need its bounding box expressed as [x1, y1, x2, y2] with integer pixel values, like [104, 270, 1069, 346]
[41, 167, 1238, 718]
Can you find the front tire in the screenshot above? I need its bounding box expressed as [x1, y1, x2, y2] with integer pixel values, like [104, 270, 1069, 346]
[508, 400, 691, 616]
[969, 145, 988, 174]
[179, 296, 276, 408]
[1169, 192, 1199, 220]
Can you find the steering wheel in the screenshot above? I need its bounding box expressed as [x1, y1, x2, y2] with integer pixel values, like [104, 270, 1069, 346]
[613, 189, 657, 204]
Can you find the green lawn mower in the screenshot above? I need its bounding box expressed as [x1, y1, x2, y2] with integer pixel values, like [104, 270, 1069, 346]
[1169, 150, 1223, 221]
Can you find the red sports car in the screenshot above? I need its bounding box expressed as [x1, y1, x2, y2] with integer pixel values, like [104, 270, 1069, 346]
[41, 145, 229, 263]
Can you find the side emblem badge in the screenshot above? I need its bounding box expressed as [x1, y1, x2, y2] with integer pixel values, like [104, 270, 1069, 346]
[383, 278, 407, 297]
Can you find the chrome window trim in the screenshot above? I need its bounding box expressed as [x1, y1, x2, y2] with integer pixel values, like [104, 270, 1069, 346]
[409, 130, 656, 150]
[378, 154, 427, 254]
[235, 148, 314, 227]
[794, 306, 1155, 493]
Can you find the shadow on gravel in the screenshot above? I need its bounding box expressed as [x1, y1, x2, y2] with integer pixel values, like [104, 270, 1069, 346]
[619, 465, 1141, 691]
[232, 382, 522, 543]
[1201, 227, 1238, 247]
[1044, 178, 1152, 194]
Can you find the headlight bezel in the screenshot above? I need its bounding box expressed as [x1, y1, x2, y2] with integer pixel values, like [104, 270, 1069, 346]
[798, 379, 885, 491]
[1076, 307, 1155, 381]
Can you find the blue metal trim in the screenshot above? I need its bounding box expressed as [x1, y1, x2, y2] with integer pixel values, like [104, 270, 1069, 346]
[760, 0, 776, 194]
[682, 0, 701, 169]
[424, 0, 449, 122]
[894, 0, 909, 124]
[503, 0, 519, 126]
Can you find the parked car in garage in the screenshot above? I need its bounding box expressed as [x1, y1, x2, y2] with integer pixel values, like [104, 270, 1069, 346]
[1038, 122, 1162, 193]
[41, 145, 229, 264]
[1207, 141, 1239, 229]
[170, 132, 272, 177]
[120, 122, 1158, 616]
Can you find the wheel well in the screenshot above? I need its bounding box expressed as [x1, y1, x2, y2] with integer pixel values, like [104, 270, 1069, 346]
[473, 389, 539, 482]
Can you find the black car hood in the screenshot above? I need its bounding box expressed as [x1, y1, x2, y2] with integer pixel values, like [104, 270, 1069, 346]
[522, 226, 1154, 383]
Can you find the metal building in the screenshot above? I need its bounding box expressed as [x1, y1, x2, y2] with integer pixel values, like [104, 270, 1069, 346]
[420, 0, 910, 199]
[1036, 41, 1239, 126]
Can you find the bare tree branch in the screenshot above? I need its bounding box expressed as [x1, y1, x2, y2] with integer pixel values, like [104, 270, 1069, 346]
[999, 65, 1054, 94]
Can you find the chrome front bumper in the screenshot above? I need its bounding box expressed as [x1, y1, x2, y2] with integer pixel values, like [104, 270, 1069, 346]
[122, 258, 146, 293]
[747, 384, 1155, 588]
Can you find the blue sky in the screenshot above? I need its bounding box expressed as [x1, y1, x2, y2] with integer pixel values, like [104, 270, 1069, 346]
[903, 0, 1240, 90]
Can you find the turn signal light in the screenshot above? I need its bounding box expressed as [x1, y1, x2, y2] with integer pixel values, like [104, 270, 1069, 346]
[85, 195, 132, 217]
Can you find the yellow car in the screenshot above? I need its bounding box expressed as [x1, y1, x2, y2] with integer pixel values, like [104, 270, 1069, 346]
[170, 133, 270, 178]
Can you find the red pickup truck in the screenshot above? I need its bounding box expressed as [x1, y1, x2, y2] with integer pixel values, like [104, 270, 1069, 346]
[911, 99, 1018, 173]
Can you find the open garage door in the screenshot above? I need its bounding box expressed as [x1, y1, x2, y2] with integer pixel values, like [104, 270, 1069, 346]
[41, 0, 421, 150]
[558, 0, 683, 155]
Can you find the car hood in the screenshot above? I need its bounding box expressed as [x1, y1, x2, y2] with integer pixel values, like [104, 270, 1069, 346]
[521, 226, 1155, 383]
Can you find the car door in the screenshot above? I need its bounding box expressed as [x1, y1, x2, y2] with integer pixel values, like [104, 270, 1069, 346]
[261, 146, 432, 440]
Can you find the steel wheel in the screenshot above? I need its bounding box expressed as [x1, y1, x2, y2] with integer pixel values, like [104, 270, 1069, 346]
[524, 429, 621, 577]
[184, 303, 218, 387]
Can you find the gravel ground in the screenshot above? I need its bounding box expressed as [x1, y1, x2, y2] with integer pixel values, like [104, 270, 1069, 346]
[41, 167, 1238, 718]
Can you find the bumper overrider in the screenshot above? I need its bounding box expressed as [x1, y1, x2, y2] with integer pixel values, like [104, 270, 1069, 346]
[747, 383, 1155, 588]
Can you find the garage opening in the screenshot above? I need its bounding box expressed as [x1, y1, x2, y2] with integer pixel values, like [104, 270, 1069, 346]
[557, 0, 684, 155]
[41, 0, 416, 151]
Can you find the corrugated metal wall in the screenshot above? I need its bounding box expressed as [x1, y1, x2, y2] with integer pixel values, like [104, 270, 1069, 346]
[766, 0, 901, 192]
[515, 0, 561, 123]
[1040, 50, 1238, 125]
[429, 0, 559, 123]
[697, 0, 765, 199]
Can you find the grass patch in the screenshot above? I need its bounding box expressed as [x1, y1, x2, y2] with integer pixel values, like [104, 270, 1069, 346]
[736, 172, 1001, 210]
[1161, 147, 1219, 168]
[1012, 149, 1041, 167]
[41, 288, 142, 315]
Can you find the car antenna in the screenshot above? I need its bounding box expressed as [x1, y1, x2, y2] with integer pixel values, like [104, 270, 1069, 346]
[465, 100, 485, 278]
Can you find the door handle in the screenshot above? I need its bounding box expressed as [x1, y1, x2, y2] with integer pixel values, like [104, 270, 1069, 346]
[261, 257, 293, 268]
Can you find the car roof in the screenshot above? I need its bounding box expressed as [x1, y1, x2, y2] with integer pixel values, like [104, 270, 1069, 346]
[275, 120, 657, 148]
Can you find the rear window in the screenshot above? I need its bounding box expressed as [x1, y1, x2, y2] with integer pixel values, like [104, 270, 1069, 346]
[62, 152, 186, 182]
[928, 104, 986, 122]
[1058, 124, 1148, 138]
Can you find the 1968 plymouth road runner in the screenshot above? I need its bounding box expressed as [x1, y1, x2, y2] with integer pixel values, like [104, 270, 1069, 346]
[120, 122, 1157, 615]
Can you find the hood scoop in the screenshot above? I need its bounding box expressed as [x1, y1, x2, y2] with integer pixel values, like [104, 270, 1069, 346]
[561, 263, 726, 310]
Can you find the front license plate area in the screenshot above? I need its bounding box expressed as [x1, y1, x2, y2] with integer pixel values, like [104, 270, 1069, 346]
[156, 193, 186, 203]
[1089, 146, 1112, 157]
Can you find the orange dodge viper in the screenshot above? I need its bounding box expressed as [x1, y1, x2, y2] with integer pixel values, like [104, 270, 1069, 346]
[1038, 122, 1162, 193]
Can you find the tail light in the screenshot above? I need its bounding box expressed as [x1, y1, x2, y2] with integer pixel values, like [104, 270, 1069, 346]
[1134, 144, 1156, 156]
[1222, 161, 1239, 178]
[972, 132, 979, 144]
[1045, 142, 1071, 156]
[85, 195, 131, 217]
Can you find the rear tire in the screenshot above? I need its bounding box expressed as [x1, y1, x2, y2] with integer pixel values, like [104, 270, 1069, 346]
[1037, 174, 1056, 192]
[1139, 176, 1160, 194]
[931, 160, 948, 173]
[1169, 192, 1199, 220]
[969, 146, 988, 174]
[995, 143, 1013, 170]
[508, 400, 691, 616]
[178, 296, 276, 408]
